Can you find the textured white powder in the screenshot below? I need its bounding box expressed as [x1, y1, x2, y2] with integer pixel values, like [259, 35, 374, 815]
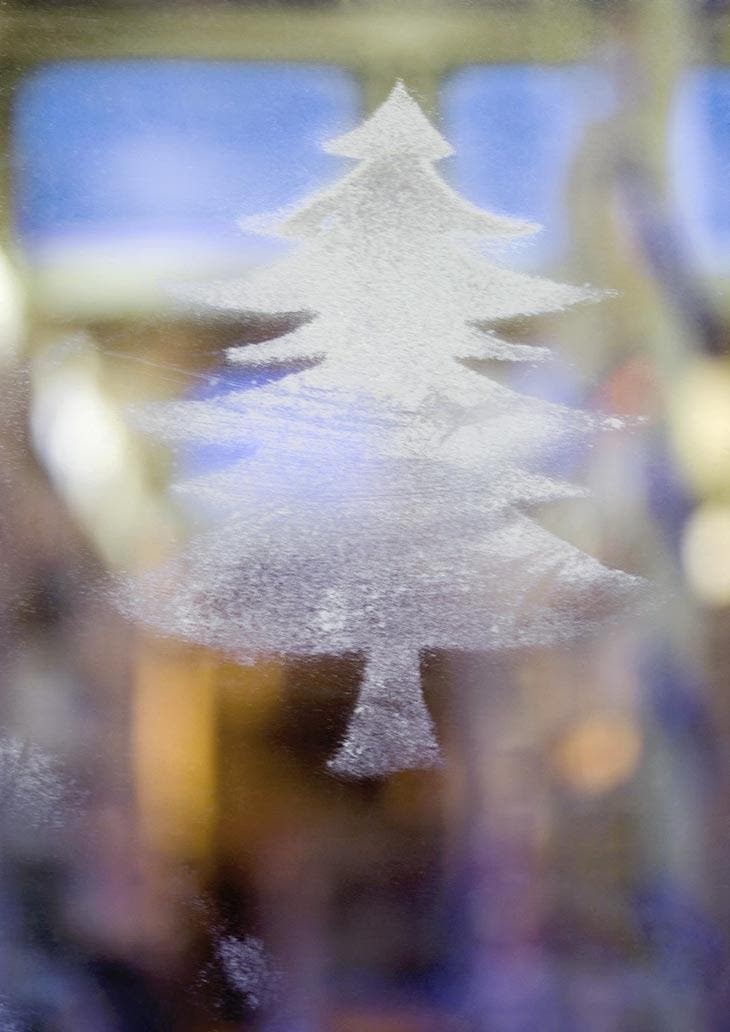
[0, 733, 79, 834]
[215, 934, 282, 1010]
[0, 999, 20, 1032]
[119, 83, 644, 778]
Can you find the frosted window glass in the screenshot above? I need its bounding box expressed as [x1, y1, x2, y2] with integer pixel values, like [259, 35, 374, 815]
[672, 68, 730, 273]
[442, 65, 615, 265]
[14, 61, 359, 261]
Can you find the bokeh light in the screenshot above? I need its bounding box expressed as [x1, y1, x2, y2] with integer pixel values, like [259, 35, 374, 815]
[681, 503, 730, 606]
[551, 713, 643, 796]
[669, 358, 730, 498]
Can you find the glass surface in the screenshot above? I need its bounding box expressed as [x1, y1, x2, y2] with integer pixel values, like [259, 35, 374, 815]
[444, 64, 616, 264]
[0, 3, 729, 1030]
[673, 67, 730, 272]
[15, 61, 358, 269]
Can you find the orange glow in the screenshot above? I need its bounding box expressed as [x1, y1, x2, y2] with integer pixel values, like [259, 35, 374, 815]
[551, 714, 642, 796]
[133, 641, 217, 859]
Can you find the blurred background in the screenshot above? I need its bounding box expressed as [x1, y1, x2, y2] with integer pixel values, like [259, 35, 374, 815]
[1, 0, 729, 1029]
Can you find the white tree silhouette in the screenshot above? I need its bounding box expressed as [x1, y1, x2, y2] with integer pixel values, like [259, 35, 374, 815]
[124, 83, 642, 778]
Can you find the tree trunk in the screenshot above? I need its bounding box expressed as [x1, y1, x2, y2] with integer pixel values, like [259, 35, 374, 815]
[327, 645, 441, 778]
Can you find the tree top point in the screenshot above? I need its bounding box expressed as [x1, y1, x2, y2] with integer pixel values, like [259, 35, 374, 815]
[324, 81, 454, 161]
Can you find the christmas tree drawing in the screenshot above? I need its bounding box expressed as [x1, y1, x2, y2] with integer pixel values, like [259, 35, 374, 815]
[123, 83, 642, 778]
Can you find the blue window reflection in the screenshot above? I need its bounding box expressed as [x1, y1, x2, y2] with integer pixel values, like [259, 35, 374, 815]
[14, 61, 359, 260]
[442, 65, 615, 265]
[672, 68, 730, 273]
[445, 63, 730, 274]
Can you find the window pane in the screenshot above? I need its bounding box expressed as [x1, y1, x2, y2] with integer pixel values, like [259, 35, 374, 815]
[14, 61, 359, 283]
[443, 64, 615, 265]
[672, 67, 730, 273]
